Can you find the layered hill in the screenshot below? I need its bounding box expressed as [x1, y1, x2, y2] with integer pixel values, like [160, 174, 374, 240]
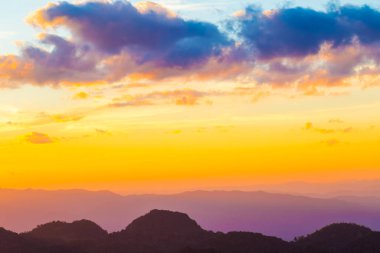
[0, 210, 379, 253]
[24, 220, 108, 242]
[1, 189, 380, 240]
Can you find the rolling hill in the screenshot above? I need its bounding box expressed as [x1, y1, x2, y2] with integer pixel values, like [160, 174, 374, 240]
[1, 189, 380, 240]
[0, 210, 379, 253]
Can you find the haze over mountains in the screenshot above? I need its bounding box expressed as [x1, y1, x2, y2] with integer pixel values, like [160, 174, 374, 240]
[1, 209, 380, 253]
[1, 181, 380, 240]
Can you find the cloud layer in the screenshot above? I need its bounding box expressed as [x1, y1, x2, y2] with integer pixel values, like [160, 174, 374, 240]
[2, 1, 380, 91]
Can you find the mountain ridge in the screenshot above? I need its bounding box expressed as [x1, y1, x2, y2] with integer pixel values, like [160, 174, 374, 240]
[1, 188, 380, 240]
[0, 210, 379, 253]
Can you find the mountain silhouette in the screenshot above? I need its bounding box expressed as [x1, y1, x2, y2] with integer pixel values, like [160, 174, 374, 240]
[120, 209, 205, 237]
[2, 189, 380, 240]
[345, 232, 380, 253]
[24, 220, 108, 242]
[199, 231, 292, 253]
[107, 210, 210, 253]
[0, 209, 379, 253]
[0, 227, 36, 253]
[294, 223, 373, 252]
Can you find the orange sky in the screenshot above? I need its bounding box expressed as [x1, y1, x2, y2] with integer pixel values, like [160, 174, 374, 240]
[1, 84, 379, 194]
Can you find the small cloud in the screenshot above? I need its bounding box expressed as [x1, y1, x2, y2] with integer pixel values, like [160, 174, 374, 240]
[95, 128, 111, 135]
[108, 100, 152, 108]
[343, 127, 353, 133]
[304, 122, 352, 134]
[316, 128, 336, 134]
[302, 86, 325, 96]
[73, 91, 89, 100]
[22, 132, 54, 144]
[50, 114, 84, 123]
[109, 89, 210, 107]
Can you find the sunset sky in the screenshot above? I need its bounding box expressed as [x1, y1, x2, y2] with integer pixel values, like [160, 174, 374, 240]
[1, 0, 380, 194]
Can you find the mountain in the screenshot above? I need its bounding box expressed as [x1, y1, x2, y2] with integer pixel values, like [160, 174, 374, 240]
[335, 195, 380, 209]
[119, 209, 205, 237]
[2, 189, 380, 240]
[104, 210, 211, 253]
[241, 180, 380, 198]
[109, 210, 292, 253]
[294, 223, 373, 252]
[24, 220, 108, 242]
[1, 210, 380, 253]
[0, 227, 36, 253]
[198, 231, 292, 253]
[345, 232, 380, 253]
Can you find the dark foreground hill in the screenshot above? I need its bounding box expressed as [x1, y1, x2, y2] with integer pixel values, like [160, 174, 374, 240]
[0, 210, 379, 253]
[23, 220, 108, 242]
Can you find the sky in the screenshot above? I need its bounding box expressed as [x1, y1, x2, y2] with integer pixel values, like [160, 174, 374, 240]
[1, 0, 380, 194]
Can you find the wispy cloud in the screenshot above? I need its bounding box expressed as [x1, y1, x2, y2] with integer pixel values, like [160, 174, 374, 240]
[304, 122, 354, 135]
[22, 132, 55, 144]
[108, 89, 216, 107]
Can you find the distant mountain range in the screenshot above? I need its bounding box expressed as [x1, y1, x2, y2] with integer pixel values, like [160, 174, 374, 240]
[1, 209, 379, 253]
[1, 189, 380, 240]
[240, 179, 380, 198]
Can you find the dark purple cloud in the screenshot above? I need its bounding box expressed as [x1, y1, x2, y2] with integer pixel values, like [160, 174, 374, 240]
[235, 5, 380, 59]
[40, 1, 230, 68]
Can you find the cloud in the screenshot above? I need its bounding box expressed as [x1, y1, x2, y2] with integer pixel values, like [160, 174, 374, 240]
[27, 112, 84, 125]
[95, 128, 111, 135]
[0, 55, 33, 88]
[73, 92, 90, 100]
[342, 127, 353, 133]
[28, 112, 85, 127]
[235, 4, 380, 59]
[2, 1, 380, 94]
[22, 132, 54, 144]
[0, 34, 102, 86]
[29, 1, 230, 67]
[47, 113, 84, 123]
[304, 122, 354, 134]
[150, 89, 207, 106]
[0, 0, 232, 87]
[109, 89, 213, 107]
[224, 4, 380, 89]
